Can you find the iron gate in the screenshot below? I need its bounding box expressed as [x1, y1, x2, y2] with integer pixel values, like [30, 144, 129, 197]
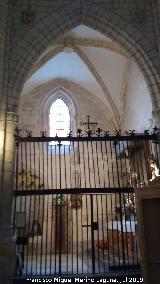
[12, 129, 159, 277]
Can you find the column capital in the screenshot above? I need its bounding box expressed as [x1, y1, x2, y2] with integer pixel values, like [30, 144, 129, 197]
[0, 112, 19, 123]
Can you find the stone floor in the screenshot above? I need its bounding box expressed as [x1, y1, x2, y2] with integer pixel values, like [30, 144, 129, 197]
[23, 254, 91, 275]
[19, 251, 138, 276]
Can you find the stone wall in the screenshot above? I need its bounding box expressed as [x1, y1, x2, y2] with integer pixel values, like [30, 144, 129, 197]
[0, 1, 159, 122]
[4, 0, 160, 122]
[11, 0, 156, 47]
[124, 62, 153, 132]
[18, 79, 114, 133]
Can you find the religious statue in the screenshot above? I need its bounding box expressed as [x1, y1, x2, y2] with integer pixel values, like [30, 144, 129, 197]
[70, 194, 82, 209]
[17, 168, 44, 189]
[149, 157, 160, 181]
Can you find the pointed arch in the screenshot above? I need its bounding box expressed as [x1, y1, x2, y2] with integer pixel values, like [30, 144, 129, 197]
[49, 98, 70, 145]
[8, 4, 160, 123]
[44, 88, 76, 139]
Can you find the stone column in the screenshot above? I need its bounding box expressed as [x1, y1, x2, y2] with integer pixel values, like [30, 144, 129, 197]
[0, 111, 19, 283]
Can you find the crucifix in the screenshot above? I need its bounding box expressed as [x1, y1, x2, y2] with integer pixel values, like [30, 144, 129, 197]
[80, 115, 98, 133]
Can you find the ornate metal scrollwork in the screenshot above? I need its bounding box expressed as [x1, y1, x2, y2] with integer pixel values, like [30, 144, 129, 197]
[67, 131, 72, 137]
[14, 124, 160, 141]
[86, 130, 92, 137]
[77, 129, 82, 137]
[96, 128, 103, 137]
[151, 126, 160, 144]
[144, 130, 149, 136]
[104, 131, 110, 137]
[25, 130, 32, 137]
[115, 130, 121, 136]
[128, 130, 135, 136]
[14, 127, 21, 137]
[40, 131, 47, 137]
[152, 126, 159, 134]
[14, 128, 32, 138]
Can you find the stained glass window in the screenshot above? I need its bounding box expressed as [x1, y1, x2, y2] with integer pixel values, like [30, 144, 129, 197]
[49, 99, 70, 145]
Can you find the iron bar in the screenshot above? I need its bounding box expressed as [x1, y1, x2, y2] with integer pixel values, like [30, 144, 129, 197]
[14, 187, 134, 196]
[13, 133, 157, 278]
[15, 133, 158, 143]
[114, 141, 126, 268]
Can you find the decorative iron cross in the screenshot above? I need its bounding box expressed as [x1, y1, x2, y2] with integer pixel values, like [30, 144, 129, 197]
[80, 115, 97, 133]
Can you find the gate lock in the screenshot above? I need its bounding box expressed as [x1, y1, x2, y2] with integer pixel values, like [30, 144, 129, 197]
[92, 222, 98, 230]
[82, 222, 98, 230]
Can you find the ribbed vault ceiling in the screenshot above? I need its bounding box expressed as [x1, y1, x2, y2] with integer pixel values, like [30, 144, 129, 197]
[21, 25, 132, 129]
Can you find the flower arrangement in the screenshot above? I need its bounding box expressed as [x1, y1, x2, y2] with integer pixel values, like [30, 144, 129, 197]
[124, 202, 135, 220]
[96, 240, 108, 250]
[53, 194, 65, 205]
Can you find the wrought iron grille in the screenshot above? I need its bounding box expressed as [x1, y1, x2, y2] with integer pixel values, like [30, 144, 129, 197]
[12, 129, 159, 277]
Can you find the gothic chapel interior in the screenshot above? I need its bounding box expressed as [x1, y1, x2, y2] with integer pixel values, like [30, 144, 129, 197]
[1, 1, 160, 284]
